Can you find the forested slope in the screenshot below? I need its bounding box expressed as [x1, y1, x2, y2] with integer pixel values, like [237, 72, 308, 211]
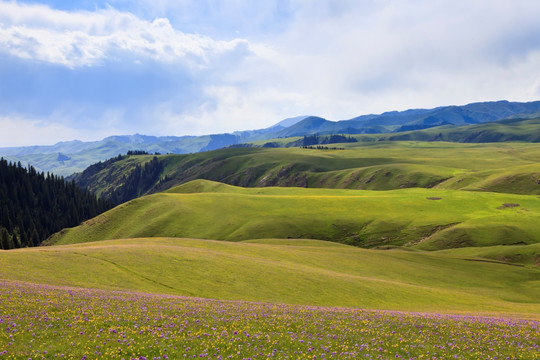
[0, 158, 112, 249]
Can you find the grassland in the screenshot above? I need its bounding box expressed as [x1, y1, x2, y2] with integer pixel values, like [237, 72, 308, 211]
[48, 179, 540, 253]
[2, 141, 540, 358]
[1, 281, 538, 360]
[75, 142, 540, 203]
[2, 238, 539, 315]
[23, 142, 540, 320]
[383, 117, 540, 142]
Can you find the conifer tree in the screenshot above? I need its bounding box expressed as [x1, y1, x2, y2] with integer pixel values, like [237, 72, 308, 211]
[0, 157, 113, 248]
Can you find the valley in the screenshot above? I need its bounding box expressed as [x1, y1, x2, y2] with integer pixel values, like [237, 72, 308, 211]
[1, 113, 540, 359]
[2, 139, 538, 318]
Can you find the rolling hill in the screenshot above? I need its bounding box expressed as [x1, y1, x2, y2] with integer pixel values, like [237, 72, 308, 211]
[2, 102, 540, 320]
[47, 179, 540, 254]
[380, 117, 540, 142]
[39, 173, 539, 316]
[71, 141, 540, 204]
[2, 237, 538, 314]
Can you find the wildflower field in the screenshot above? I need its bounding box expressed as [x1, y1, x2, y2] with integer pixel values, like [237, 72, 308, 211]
[0, 281, 538, 360]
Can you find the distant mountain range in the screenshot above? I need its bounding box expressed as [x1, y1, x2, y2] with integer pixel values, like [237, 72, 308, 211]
[1, 100, 540, 176]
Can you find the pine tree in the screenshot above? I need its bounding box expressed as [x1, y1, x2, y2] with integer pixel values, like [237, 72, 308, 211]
[0, 226, 13, 250]
[0, 157, 113, 248]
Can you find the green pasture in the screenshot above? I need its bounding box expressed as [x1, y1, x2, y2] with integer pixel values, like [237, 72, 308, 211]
[49, 179, 540, 250]
[77, 141, 540, 200]
[439, 243, 540, 267]
[383, 117, 540, 142]
[1, 238, 538, 315]
[5, 141, 540, 320]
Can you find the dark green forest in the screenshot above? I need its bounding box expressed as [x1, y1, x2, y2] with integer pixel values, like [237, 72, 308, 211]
[301, 134, 358, 146]
[74, 154, 165, 205]
[108, 156, 165, 204]
[0, 158, 112, 249]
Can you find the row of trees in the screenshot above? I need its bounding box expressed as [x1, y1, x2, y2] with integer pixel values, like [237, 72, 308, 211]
[0, 158, 112, 249]
[126, 150, 162, 156]
[301, 146, 345, 150]
[302, 135, 358, 146]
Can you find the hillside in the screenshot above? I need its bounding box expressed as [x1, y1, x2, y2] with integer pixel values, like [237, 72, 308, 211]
[71, 142, 540, 204]
[0, 158, 112, 248]
[3, 238, 539, 314]
[2, 100, 540, 176]
[243, 116, 540, 147]
[47, 179, 540, 254]
[381, 117, 540, 142]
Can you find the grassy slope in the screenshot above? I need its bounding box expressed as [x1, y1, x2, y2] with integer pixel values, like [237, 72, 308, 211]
[5, 141, 540, 317]
[261, 117, 540, 144]
[1, 238, 538, 315]
[77, 142, 540, 202]
[384, 117, 540, 142]
[49, 180, 540, 251]
[439, 243, 540, 267]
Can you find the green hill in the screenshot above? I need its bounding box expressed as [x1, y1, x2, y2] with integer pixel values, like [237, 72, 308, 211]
[245, 116, 540, 145]
[48, 179, 540, 253]
[72, 141, 540, 204]
[383, 117, 540, 142]
[2, 238, 538, 314]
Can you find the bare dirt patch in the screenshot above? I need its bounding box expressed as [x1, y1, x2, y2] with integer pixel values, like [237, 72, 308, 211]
[498, 203, 520, 209]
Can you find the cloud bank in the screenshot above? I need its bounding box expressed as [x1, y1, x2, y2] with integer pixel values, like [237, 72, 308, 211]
[1, 0, 540, 146]
[0, 1, 248, 68]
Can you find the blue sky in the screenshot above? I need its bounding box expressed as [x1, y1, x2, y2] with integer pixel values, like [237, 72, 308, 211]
[1, 0, 540, 146]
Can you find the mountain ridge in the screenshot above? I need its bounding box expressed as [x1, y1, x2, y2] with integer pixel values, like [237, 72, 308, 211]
[2, 100, 540, 176]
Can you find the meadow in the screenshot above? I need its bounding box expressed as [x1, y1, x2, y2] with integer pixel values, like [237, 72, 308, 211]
[3, 141, 540, 358]
[49, 179, 540, 252]
[76, 141, 540, 202]
[2, 238, 538, 315]
[1, 281, 538, 360]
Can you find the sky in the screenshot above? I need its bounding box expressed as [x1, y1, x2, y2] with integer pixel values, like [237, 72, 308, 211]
[1, 0, 540, 146]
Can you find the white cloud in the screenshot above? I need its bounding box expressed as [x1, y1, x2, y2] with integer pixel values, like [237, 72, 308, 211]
[0, 1, 249, 68]
[2, 0, 540, 146]
[0, 115, 96, 147]
[237, 0, 540, 118]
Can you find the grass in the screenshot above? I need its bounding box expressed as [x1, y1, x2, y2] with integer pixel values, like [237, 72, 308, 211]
[78, 142, 540, 202]
[3, 140, 540, 357]
[2, 281, 538, 360]
[48, 179, 540, 250]
[1, 238, 539, 315]
[438, 243, 540, 267]
[383, 117, 540, 142]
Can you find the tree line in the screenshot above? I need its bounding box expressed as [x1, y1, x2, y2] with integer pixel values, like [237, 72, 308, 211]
[301, 145, 345, 150]
[0, 158, 113, 249]
[302, 134, 358, 146]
